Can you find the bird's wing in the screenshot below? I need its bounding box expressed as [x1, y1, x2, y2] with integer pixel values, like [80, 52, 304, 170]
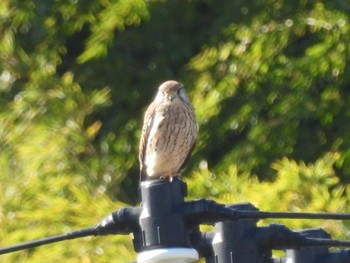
[179, 122, 198, 172]
[179, 103, 198, 173]
[139, 101, 157, 182]
[179, 141, 196, 172]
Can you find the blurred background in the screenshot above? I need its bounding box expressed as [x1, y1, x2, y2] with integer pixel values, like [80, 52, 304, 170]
[1, 0, 350, 261]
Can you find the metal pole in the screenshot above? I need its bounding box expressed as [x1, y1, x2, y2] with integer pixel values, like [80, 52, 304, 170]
[137, 178, 198, 263]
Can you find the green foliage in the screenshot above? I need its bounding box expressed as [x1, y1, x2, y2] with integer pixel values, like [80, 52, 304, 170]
[1, 0, 350, 262]
[78, 0, 148, 62]
[0, 0, 144, 261]
[188, 1, 350, 179]
[187, 153, 348, 238]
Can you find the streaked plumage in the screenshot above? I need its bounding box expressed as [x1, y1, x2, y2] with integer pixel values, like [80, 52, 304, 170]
[139, 80, 197, 181]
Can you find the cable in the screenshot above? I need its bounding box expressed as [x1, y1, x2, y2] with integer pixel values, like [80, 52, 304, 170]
[0, 206, 141, 256]
[305, 238, 350, 247]
[183, 199, 350, 222]
[236, 210, 350, 220]
[0, 227, 96, 255]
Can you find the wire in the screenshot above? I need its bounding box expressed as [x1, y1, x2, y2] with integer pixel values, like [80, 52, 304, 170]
[183, 199, 350, 222]
[305, 238, 350, 247]
[0, 227, 96, 255]
[236, 211, 350, 220]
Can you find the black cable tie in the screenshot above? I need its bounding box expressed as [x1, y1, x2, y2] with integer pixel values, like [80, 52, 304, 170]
[255, 224, 306, 250]
[182, 198, 240, 224]
[95, 206, 141, 235]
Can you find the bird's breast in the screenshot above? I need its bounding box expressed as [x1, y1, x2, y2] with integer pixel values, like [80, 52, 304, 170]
[144, 100, 197, 177]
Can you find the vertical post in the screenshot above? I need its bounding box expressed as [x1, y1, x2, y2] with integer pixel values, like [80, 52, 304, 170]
[212, 202, 271, 263]
[137, 178, 198, 263]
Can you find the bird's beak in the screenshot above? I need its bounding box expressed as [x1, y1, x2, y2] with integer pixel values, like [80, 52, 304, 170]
[167, 91, 179, 101]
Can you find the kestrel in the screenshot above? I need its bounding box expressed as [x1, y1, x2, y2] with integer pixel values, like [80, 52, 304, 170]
[139, 80, 198, 181]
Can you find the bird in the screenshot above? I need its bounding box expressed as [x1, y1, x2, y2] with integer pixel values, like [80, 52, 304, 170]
[139, 80, 198, 182]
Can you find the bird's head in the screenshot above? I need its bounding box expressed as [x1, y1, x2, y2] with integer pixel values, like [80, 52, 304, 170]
[156, 80, 189, 103]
